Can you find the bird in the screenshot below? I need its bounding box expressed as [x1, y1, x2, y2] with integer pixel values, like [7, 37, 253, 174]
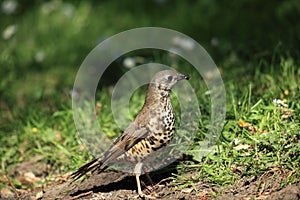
[70, 69, 190, 197]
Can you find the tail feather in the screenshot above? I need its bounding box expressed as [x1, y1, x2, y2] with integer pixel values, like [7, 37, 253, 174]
[70, 157, 107, 183]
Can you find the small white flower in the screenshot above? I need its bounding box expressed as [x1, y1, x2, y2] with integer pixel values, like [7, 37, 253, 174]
[1, 0, 18, 14]
[284, 144, 292, 149]
[2, 24, 17, 40]
[233, 138, 240, 145]
[123, 57, 136, 69]
[272, 98, 288, 108]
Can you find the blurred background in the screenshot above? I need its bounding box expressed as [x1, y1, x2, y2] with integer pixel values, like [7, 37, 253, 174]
[1, 0, 299, 106]
[1, 0, 299, 107]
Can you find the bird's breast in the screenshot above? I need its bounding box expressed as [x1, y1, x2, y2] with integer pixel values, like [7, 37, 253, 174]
[148, 99, 174, 133]
[117, 96, 176, 164]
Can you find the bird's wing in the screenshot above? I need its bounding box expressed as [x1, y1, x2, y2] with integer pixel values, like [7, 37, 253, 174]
[101, 123, 149, 165]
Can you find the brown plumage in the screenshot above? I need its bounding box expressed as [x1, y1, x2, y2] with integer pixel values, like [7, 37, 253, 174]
[70, 69, 190, 197]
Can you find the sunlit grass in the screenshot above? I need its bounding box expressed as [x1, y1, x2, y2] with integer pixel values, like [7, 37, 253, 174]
[174, 58, 300, 195]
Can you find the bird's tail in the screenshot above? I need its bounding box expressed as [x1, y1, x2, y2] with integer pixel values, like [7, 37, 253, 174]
[69, 157, 108, 183]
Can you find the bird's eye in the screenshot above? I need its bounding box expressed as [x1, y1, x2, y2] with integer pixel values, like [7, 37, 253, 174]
[167, 76, 173, 81]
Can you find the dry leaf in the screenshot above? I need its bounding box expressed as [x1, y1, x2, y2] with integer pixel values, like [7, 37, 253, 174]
[231, 164, 244, 173]
[282, 109, 293, 119]
[181, 187, 193, 194]
[196, 191, 209, 200]
[54, 131, 62, 142]
[17, 172, 41, 185]
[257, 193, 270, 199]
[0, 188, 14, 198]
[241, 152, 251, 156]
[233, 144, 251, 151]
[35, 190, 44, 200]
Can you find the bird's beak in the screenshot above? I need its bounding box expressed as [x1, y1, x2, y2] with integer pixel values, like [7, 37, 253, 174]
[184, 75, 190, 80]
[179, 74, 190, 80]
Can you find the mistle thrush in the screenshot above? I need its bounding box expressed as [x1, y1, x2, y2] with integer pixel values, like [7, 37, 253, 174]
[70, 69, 190, 197]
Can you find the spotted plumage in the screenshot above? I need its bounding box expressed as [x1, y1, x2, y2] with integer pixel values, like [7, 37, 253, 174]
[70, 69, 190, 197]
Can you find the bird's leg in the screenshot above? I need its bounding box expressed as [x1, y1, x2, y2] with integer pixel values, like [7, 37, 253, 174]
[135, 174, 143, 196]
[143, 172, 155, 193]
[134, 163, 158, 199]
[134, 162, 143, 196]
[144, 172, 159, 198]
[145, 172, 154, 185]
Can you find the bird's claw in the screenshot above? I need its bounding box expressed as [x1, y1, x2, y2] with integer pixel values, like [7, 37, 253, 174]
[138, 192, 158, 199]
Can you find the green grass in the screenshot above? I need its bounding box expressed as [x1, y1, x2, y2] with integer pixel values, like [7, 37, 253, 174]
[174, 57, 300, 194]
[0, 0, 299, 196]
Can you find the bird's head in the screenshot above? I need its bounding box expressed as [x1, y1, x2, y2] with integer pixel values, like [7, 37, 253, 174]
[151, 70, 190, 91]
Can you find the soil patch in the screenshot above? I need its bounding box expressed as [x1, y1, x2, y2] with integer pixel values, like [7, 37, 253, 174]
[1, 162, 299, 199]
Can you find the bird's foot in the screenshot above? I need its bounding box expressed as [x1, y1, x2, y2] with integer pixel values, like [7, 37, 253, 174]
[142, 182, 155, 193]
[142, 179, 161, 193]
[137, 192, 158, 199]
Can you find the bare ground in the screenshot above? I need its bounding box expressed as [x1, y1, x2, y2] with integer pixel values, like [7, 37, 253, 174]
[1, 158, 299, 200]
